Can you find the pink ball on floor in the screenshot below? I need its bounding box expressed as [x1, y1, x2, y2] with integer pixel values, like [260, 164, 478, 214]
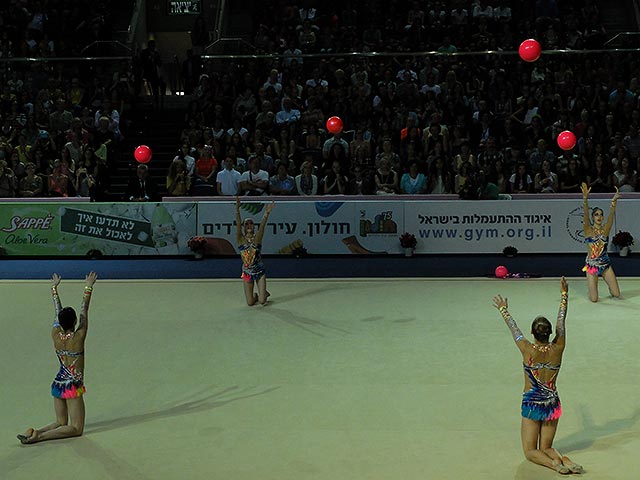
[495, 266, 508, 278]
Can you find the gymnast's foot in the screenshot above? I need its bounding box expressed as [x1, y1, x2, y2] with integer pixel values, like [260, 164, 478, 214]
[17, 428, 37, 444]
[562, 456, 584, 474]
[551, 461, 570, 475]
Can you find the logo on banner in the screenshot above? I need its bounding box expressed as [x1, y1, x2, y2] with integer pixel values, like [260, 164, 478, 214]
[359, 210, 397, 237]
[565, 206, 585, 243]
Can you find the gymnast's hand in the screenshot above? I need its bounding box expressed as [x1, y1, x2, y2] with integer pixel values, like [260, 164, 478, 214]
[612, 186, 620, 203]
[265, 201, 275, 214]
[51, 273, 61, 287]
[580, 182, 590, 198]
[492, 294, 508, 310]
[85, 271, 98, 287]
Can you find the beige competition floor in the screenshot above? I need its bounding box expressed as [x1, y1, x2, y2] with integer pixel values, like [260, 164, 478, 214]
[1, 277, 639, 480]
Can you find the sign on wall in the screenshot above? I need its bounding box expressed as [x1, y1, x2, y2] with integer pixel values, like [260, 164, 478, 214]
[0, 203, 197, 256]
[167, 0, 201, 15]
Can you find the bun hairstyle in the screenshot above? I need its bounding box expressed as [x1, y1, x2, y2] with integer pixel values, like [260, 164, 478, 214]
[58, 307, 77, 331]
[531, 316, 552, 343]
[592, 207, 603, 217]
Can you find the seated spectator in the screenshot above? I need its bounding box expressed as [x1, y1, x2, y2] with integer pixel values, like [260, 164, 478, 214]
[295, 160, 318, 195]
[400, 161, 428, 194]
[48, 159, 71, 197]
[275, 97, 301, 129]
[374, 159, 399, 195]
[528, 139, 556, 173]
[345, 165, 371, 195]
[0, 160, 18, 197]
[19, 162, 44, 197]
[488, 158, 509, 194]
[559, 157, 584, 193]
[534, 159, 559, 193]
[125, 164, 158, 202]
[73, 162, 95, 198]
[613, 157, 637, 192]
[194, 145, 218, 185]
[269, 162, 296, 195]
[586, 154, 613, 193]
[509, 163, 534, 193]
[239, 155, 269, 196]
[216, 155, 241, 196]
[427, 157, 452, 194]
[321, 160, 348, 195]
[376, 139, 401, 171]
[253, 142, 275, 176]
[173, 143, 196, 176]
[9, 150, 26, 179]
[166, 158, 191, 196]
[455, 161, 474, 196]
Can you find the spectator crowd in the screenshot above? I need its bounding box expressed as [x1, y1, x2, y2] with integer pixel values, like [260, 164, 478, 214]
[1, 0, 639, 202]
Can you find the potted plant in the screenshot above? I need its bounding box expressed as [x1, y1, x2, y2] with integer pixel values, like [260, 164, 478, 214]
[503, 246, 518, 258]
[187, 236, 207, 259]
[399, 232, 417, 257]
[611, 231, 634, 257]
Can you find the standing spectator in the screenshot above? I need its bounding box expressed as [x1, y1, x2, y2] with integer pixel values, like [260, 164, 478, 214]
[139, 40, 163, 103]
[216, 155, 241, 196]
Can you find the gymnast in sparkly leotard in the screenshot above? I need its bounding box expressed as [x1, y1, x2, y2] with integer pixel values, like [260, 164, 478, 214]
[493, 277, 584, 475]
[581, 182, 621, 302]
[235, 197, 275, 306]
[18, 272, 97, 445]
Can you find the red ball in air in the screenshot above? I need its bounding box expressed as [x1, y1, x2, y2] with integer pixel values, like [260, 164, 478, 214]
[134, 145, 152, 163]
[326, 116, 343, 134]
[518, 39, 542, 63]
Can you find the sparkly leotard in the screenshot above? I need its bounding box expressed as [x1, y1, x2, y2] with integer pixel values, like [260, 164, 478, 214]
[51, 349, 86, 399]
[239, 239, 265, 282]
[521, 359, 562, 421]
[582, 228, 610, 276]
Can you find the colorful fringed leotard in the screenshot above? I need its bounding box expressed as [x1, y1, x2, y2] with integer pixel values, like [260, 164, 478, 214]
[582, 229, 610, 276]
[521, 359, 562, 421]
[239, 240, 265, 282]
[51, 349, 86, 399]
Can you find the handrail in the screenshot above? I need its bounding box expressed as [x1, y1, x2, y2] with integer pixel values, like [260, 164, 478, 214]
[0, 56, 131, 63]
[201, 46, 640, 60]
[215, 0, 227, 42]
[603, 31, 640, 47]
[80, 40, 132, 55]
[203, 36, 256, 53]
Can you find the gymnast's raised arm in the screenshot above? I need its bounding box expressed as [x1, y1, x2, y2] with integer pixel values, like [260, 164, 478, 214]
[493, 294, 528, 354]
[51, 273, 62, 327]
[76, 271, 97, 334]
[552, 277, 568, 347]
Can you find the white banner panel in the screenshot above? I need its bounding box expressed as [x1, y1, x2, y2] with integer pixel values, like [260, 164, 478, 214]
[198, 200, 353, 254]
[196, 198, 636, 255]
[405, 199, 599, 254]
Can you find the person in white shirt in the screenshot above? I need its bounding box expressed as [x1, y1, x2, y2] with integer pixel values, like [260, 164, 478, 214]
[239, 155, 269, 195]
[94, 98, 121, 140]
[173, 143, 196, 176]
[217, 155, 241, 196]
[275, 98, 301, 127]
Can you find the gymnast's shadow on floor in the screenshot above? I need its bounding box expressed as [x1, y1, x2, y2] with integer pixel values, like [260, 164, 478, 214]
[554, 405, 640, 453]
[85, 385, 280, 435]
[260, 306, 352, 337]
[70, 437, 154, 480]
[272, 283, 365, 306]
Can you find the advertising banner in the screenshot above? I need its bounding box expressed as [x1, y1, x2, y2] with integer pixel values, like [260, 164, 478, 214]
[0, 203, 197, 256]
[403, 199, 627, 254]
